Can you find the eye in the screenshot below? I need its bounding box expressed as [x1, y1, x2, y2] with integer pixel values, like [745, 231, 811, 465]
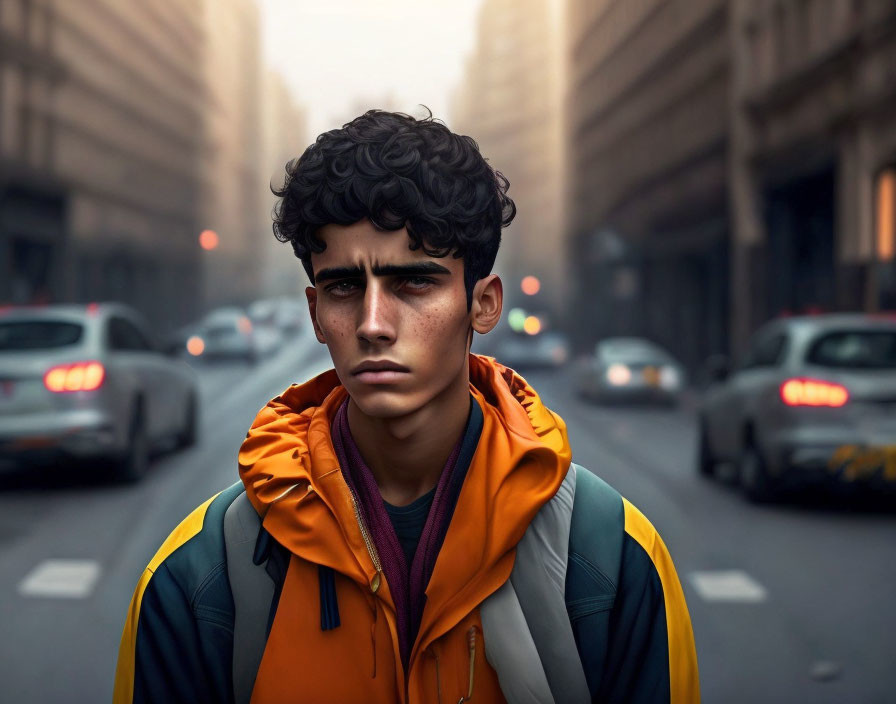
[325, 280, 362, 297]
[401, 276, 436, 291]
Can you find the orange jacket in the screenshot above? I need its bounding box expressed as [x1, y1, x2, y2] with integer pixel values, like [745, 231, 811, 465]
[238, 354, 571, 703]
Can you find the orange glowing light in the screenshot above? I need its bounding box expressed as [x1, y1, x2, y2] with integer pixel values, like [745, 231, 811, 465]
[878, 169, 895, 261]
[43, 361, 105, 392]
[199, 229, 220, 250]
[237, 316, 253, 334]
[523, 315, 542, 335]
[780, 378, 849, 407]
[521, 276, 541, 296]
[186, 336, 205, 356]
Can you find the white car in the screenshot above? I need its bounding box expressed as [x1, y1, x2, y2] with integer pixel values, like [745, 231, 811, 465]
[0, 303, 199, 481]
[578, 337, 685, 406]
[189, 307, 262, 364]
[698, 314, 896, 501]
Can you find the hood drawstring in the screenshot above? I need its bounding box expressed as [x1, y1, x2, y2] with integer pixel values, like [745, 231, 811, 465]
[318, 565, 340, 631]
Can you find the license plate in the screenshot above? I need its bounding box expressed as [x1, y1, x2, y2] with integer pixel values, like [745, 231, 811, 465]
[642, 367, 659, 386]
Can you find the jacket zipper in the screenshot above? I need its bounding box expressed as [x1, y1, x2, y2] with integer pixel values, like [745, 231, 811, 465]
[347, 487, 383, 592]
[458, 626, 477, 702]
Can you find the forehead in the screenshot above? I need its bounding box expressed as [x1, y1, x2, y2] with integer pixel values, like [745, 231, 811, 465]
[312, 220, 460, 272]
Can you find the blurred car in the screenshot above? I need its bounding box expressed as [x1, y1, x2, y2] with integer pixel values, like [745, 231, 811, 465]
[0, 303, 198, 481]
[577, 337, 685, 405]
[493, 330, 570, 371]
[273, 297, 306, 337]
[698, 313, 896, 501]
[246, 300, 285, 357]
[184, 307, 261, 364]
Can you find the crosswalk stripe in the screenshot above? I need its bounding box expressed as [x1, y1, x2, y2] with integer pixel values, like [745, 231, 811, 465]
[689, 570, 768, 602]
[18, 559, 101, 599]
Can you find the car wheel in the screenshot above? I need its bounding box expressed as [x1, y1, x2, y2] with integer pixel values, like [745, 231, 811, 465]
[117, 404, 149, 483]
[177, 393, 198, 449]
[739, 439, 778, 503]
[697, 417, 715, 478]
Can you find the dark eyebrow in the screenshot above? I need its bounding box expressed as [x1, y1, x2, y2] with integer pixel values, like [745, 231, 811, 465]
[314, 266, 364, 284]
[314, 261, 451, 284]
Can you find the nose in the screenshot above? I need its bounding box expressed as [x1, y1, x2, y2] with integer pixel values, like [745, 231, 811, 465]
[356, 281, 396, 344]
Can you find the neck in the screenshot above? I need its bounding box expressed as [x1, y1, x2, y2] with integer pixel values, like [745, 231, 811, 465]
[346, 359, 471, 506]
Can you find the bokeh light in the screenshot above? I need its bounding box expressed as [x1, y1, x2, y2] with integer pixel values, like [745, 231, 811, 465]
[508, 307, 527, 332]
[521, 276, 541, 296]
[523, 315, 542, 335]
[199, 229, 219, 251]
[186, 336, 205, 356]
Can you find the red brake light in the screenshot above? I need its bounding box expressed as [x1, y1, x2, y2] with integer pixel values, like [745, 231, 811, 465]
[780, 378, 848, 407]
[44, 361, 106, 392]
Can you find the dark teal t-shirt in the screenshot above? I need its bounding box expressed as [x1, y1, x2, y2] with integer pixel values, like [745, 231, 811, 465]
[384, 487, 437, 567]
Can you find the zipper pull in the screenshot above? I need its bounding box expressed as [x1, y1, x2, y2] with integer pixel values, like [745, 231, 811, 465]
[370, 570, 382, 594]
[458, 626, 477, 702]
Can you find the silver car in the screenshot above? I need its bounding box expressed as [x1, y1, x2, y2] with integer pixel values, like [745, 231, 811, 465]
[494, 331, 570, 371]
[0, 303, 199, 481]
[578, 337, 685, 405]
[698, 314, 896, 501]
[186, 307, 261, 364]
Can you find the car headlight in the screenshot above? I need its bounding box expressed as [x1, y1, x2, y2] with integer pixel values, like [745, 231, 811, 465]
[606, 363, 632, 386]
[659, 366, 680, 390]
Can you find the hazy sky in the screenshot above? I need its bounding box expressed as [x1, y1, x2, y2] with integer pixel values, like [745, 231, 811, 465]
[258, 0, 485, 140]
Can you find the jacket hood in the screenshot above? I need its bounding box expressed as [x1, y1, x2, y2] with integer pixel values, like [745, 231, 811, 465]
[238, 353, 571, 653]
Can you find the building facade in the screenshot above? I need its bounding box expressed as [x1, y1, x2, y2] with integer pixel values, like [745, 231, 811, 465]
[198, 0, 264, 309]
[568, 0, 896, 369]
[566, 0, 731, 369]
[259, 68, 308, 297]
[0, 0, 207, 330]
[729, 0, 896, 348]
[452, 0, 567, 321]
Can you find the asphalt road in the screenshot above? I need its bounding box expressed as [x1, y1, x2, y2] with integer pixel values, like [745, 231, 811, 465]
[0, 333, 894, 703]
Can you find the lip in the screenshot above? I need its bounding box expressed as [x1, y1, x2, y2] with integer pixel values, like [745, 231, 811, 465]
[354, 370, 408, 384]
[351, 360, 410, 375]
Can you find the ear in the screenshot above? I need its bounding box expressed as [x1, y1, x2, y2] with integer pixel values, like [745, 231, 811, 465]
[305, 286, 327, 344]
[471, 274, 503, 334]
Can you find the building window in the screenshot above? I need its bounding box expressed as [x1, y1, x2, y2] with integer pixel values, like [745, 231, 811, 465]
[877, 167, 895, 262]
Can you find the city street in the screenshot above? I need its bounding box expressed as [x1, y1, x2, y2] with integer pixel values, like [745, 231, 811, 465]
[0, 330, 894, 703]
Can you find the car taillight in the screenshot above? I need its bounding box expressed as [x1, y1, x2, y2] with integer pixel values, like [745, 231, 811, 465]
[780, 378, 848, 407]
[44, 361, 105, 393]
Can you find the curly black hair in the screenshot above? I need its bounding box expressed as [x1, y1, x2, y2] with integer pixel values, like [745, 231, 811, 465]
[272, 109, 516, 308]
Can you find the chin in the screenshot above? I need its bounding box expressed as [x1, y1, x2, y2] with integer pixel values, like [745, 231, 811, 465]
[346, 386, 424, 419]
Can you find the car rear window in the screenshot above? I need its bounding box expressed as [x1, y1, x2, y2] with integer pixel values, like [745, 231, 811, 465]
[806, 330, 896, 369]
[0, 321, 84, 350]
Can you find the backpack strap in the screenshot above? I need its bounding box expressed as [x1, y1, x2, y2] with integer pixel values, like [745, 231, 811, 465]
[481, 463, 591, 704]
[565, 464, 624, 698]
[481, 463, 624, 704]
[223, 490, 272, 704]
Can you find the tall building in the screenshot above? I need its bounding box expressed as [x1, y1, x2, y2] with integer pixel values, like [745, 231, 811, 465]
[452, 0, 567, 320]
[0, 0, 206, 329]
[198, 0, 264, 308]
[729, 0, 896, 347]
[566, 0, 731, 368]
[568, 0, 896, 368]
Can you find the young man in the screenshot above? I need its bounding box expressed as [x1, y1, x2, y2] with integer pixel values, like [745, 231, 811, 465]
[114, 110, 699, 703]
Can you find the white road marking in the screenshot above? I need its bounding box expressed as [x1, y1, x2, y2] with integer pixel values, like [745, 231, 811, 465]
[689, 570, 768, 602]
[18, 559, 101, 599]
